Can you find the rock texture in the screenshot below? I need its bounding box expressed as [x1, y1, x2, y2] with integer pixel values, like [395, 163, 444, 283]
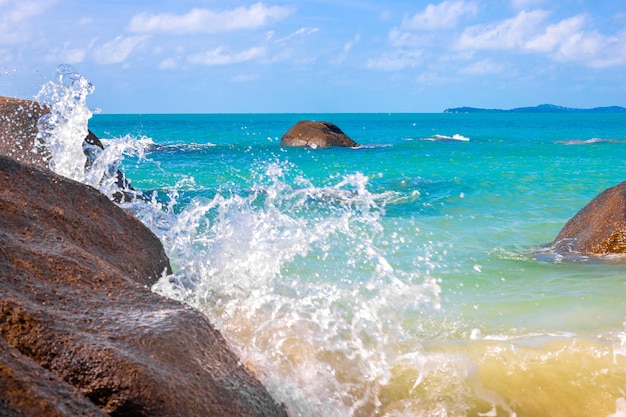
[280, 120, 358, 148]
[550, 181, 626, 254]
[0, 149, 286, 414]
[0, 95, 50, 166]
[0, 336, 107, 417]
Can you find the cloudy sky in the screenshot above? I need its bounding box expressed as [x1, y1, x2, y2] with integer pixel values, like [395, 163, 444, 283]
[1, 0, 625, 113]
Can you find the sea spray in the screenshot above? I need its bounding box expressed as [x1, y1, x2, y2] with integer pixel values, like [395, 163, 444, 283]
[149, 160, 447, 416]
[35, 64, 93, 181]
[34, 65, 147, 200]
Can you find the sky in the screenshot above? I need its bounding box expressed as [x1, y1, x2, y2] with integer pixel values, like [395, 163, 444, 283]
[1, 0, 626, 113]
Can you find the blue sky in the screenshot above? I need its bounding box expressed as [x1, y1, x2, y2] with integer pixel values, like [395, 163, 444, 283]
[1, 0, 625, 113]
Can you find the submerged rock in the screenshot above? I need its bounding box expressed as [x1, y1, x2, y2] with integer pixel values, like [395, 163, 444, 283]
[549, 181, 626, 255]
[0, 155, 286, 417]
[280, 120, 359, 148]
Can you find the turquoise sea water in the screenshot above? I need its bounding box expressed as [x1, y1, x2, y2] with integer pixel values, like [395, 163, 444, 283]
[88, 112, 626, 416]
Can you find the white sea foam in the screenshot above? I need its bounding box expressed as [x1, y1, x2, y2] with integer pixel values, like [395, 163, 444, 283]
[147, 161, 446, 416]
[35, 64, 93, 181]
[422, 134, 470, 142]
[34, 65, 149, 201]
[608, 398, 626, 417]
[555, 137, 626, 145]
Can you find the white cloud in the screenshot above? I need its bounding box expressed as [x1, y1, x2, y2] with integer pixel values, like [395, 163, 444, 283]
[416, 70, 456, 84]
[389, 28, 418, 47]
[0, 0, 44, 23]
[92, 35, 148, 64]
[0, 0, 53, 44]
[275, 27, 320, 43]
[329, 33, 361, 65]
[389, 28, 439, 48]
[187, 46, 266, 66]
[457, 10, 626, 68]
[343, 33, 360, 54]
[555, 30, 626, 68]
[525, 14, 586, 53]
[402, 0, 478, 31]
[365, 49, 423, 71]
[46, 44, 86, 64]
[128, 2, 293, 34]
[459, 59, 504, 75]
[457, 9, 548, 50]
[158, 57, 179, 70]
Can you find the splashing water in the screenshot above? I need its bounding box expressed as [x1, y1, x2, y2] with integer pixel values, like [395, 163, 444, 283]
[34, 65, 147, 200]
[147, 161, 451, 416]
[35, 64, 93, 181]
[30, 67, 626, 417]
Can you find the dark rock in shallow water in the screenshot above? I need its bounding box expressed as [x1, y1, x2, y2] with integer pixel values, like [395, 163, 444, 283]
[281, 120, 359, 148]
[549, 181, 626, 255]
[0, 155, 287, 417]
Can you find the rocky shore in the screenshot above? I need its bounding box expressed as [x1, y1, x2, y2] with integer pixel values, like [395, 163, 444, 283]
[0, 96, 287, 417]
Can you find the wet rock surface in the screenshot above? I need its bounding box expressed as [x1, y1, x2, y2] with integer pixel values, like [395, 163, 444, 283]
[0, 336, 108, 417]
[550, 181, 626, 255]
[280, 120, 359, 148]
[0, 138, 286, 414]
[0, 96, 50, 166]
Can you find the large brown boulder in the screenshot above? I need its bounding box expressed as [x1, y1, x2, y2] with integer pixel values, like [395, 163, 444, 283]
[550, 181, 626, 254]
[280, 120, 359, 148]
[0, 155, 286, 417]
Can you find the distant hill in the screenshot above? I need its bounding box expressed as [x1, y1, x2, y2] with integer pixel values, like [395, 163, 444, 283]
[443, 104, 626, 114]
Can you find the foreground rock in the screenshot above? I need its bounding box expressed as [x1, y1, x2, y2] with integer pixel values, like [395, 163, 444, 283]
[0, 155, 286, 417]
[549, 181, 626, 255]
[280, 120, 359, 148]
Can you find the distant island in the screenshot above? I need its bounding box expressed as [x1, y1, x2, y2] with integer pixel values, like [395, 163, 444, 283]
[443, 104, 626, 114]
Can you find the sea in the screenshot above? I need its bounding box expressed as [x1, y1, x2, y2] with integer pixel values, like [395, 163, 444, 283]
[35, 67, 626, 416]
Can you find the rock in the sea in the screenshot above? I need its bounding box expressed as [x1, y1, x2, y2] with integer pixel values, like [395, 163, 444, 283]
[550, 181, 626, 255]
[0, 155, 286, 417]
[280, 120, 359, 148]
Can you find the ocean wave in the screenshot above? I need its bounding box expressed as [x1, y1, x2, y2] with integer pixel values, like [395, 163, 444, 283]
[555, 138, 626, 145]
[353, 143, 393, 149]
[421, 134, 470, 142]
[529, 240, 626, 264]
[146, 142, 217, 153]
[102, 137, 218, 154]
